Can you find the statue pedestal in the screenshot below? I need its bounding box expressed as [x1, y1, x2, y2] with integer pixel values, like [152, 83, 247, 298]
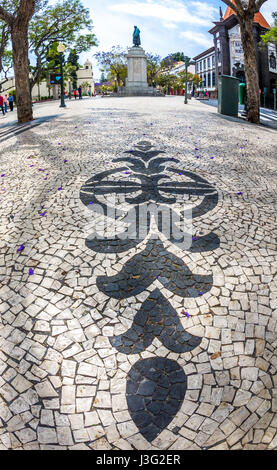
[118, 46, 155, 96]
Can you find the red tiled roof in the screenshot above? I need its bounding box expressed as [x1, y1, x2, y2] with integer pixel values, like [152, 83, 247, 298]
[223, 0, 270, 29]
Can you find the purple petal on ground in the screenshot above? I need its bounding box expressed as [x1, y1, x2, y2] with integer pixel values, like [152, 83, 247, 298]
[1, 174, 5, 177]
[17, 245, 25, 252]
[58, 187, 62, 191]
[40, 211, 47, 216]
[29, 268, 34, 275]
[89, 202, 93, 205]
[210, 157, 214, 160]
[29, 165, 34, 167]
[198, 292, 203, 296]
[64, 160, 68, 163]
[237, 192, 243, 195]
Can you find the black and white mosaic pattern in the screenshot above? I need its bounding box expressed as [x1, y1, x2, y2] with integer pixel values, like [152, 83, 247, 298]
[0, 97, 277, 450]
[80, 140, 220, 441]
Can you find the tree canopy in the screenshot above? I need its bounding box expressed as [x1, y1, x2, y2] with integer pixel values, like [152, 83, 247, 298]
[28, 0, 98, 89]
[94, 46, 128, 92]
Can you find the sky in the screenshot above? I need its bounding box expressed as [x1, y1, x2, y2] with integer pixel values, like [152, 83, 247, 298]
[78, 0, 277, 81]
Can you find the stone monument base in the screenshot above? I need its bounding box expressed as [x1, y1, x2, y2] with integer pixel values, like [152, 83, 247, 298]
[118, 46, 156, 97]
[118, 84, 156, 97]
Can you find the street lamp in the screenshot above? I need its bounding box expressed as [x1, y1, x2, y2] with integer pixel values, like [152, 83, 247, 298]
[57, 43, 66, 108]
[183, 56, 191, 105]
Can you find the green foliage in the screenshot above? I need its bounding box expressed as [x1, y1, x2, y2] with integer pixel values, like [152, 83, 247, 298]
[177, 71, 202, 87]
[28, 0, 98, 87]
[261, 12, 277, 45]
[100, 72, 106, 83]
[100, 84, 114, 94]
[146, 53, 161, 86]
[156, 73, 176, 91]
[67, 49, 79, 89]
[80, 81, 91, 94]
[160, 52, 185, 69]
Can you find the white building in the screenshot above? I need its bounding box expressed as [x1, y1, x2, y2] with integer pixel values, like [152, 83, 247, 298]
[0, 60, 94, 100]
[193, 47, 217, 95]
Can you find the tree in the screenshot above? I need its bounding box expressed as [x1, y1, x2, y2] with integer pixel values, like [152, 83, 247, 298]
[156, 73, 176, 94]
[177, 71, 202, 89]
[0, 50, 13, 91]
[0, 17, 10, 76]
[67, 49, 79, 89]
[94, 46, 128, 92]
[100, 72, 106, 83]
[28, 0, 98, 91]
[146, 53, 161, 87]
[221, 0, 270, 124]
[80, 81, 91, 95]
[261, 12, 277, 45]
[160, 52, 185, 70]
[0, 0, 37, 123]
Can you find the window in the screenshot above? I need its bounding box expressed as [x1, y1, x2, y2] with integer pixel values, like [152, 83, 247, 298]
[218, 50, 221, 62]
[212, 55, 215, 67]
[203, 59, 206, 70]
[200, 61, 202, 71]
[212, 71, 216, 87]
[203, 74, 207, 87]
[208, 57, 211, 68]
[207, 72, 211, 87]
[269, 52, 277, 70]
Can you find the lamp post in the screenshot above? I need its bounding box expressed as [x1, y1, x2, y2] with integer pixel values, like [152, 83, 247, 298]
[183, 56, 191, 105]
[57, 43, 66, 108]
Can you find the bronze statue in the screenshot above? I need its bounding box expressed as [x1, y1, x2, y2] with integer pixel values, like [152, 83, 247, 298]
[133, 26, 141, 47]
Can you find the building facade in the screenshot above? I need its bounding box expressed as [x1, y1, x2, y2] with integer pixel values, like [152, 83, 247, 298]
[193, 47, 217, 97]
[193, 3, 277, 107]
[0, 60, 94, 100]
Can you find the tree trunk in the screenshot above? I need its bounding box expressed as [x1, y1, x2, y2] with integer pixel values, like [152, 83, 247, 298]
[239, 13, 260, 124]
[11, 24, 33, 123]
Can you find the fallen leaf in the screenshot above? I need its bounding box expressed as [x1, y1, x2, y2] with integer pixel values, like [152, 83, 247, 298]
[211, 352, 221, 360]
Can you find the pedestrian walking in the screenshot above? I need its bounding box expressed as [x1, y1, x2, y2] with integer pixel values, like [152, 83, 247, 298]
[73, 89, 77, 100]
[0, 95, 6, 116]
[8, 93, 14, 111]
[4, 95, 8, 113]
[78, 86, 82, 99]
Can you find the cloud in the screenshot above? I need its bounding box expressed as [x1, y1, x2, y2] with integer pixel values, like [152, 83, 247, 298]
[162, 22, 178, 30]
[190, 1, 218, 20]
[179, 31, 213, 49]
[109, 0, 216, 27]
[260, 0, 276, 25]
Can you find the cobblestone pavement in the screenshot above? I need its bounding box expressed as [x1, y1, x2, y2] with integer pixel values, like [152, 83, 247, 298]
[1, 96, 277, 450]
